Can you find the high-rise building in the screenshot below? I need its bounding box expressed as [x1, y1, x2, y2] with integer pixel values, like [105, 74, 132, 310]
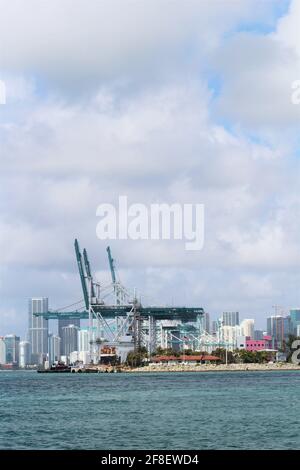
[4, 335, 20, 365]
[211, 321, 218, 335]
[254, 329, 264, 340]
[204, 312, 210, 334]
[267, 315, 284, 350]
[198, 312, 210, 335]
[62, 324, 79, 357]
[283, 316, 292, 339]
[290, 309, 300, 335]
[48, 334, 61, 364]
[222, 312, 239, 327]
[19, 341, 31, 368]
[28, 297, 49, 365]
[0, 337, 6, 365]
[58, 318, 80, 355]
[220, 325, 239, 351]
[78, 329, 89, 352]
[240, 319, 254, 338]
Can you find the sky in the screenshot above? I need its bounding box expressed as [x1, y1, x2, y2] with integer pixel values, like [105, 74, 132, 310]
[1, 0, 300, 336]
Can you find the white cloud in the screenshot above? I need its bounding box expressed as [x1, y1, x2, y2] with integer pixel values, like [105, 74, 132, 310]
[1, 0, 300, 334]
[0, 0, 280, 91]
[212, 0, 300, 141]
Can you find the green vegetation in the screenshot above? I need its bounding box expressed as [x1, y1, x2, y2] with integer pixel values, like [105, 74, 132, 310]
[211, 348, 235, 363]
[237, 349, 269, 364]
[126, 347, 148, 367]
[154, 347, 270, 364]
[154, 347, 180, 357]
[153, 347, 208, 357]
[211, 348, 269, 364]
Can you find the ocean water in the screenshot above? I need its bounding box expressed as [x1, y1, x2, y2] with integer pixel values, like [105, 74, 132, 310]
[0, 370, 299, 450]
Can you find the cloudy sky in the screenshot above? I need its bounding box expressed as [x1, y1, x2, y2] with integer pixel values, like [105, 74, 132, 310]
[1, 0, 300, 336]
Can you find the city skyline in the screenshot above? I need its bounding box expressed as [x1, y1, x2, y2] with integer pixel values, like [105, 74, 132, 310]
[0, 294, 298, 338]
[1, 294, 299, 372]
[1, 298, 298, 343]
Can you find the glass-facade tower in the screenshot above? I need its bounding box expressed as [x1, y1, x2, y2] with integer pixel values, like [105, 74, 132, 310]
[28, 297, 49, 365]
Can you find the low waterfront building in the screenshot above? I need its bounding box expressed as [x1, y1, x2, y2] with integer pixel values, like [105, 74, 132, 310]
[69, 351, 80, 364]
[79, 351, 90, 364]
[60, 355, 69, 365]
[115, 336, 134, 363]
[276, 351, 287, 362]
[246, 336, 272, 352]
[68, 351, 91, 365]
[236, 335, 247, 350]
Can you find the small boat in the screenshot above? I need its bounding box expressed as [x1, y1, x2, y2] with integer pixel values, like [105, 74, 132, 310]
[37, 362, 71, 373]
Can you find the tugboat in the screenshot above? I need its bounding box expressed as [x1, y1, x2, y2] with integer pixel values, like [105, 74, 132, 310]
[37, 361, 71, 373]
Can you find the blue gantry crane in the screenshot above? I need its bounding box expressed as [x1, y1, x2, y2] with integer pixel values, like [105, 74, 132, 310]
[34, 239, 204, 358]
[74, 239, 89, 310]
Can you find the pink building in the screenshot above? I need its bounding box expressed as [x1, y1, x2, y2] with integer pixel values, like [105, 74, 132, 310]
[246, 335, 272, 351]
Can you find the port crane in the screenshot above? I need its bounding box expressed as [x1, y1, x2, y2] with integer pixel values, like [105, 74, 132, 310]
[34, 239, 204, 362]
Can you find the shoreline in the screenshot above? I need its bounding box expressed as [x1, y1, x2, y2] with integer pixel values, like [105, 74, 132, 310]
[128, 363, 300, 373]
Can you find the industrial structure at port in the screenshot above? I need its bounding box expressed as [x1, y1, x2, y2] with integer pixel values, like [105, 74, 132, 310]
[34, 239, 210, 363]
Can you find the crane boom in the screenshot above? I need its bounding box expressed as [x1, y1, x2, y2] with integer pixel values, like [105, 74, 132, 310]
[107, 245, 121, 304]
[106, 246, 116, 284]
[74, 239, 89, 310]
[83, 248, 95, 298]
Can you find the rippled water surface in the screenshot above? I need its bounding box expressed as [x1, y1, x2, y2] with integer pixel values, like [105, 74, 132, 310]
[0, 370, 299, 449]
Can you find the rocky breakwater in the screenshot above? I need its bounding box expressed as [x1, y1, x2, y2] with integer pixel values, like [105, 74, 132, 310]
[129, 362, 300, 373]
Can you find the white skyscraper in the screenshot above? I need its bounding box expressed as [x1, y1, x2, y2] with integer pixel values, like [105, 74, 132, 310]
[240, 319, 255, 338]
[222, 312, 239, 326]
[220, 325, 240, 351]
[0, 337, 6, 365]
[19, 341, 31, 368]
[28, 297, 49, 365]
[49, 334, 61, 363]
[62, 324, 79, 357]
[58, 318, 80, 354]
[78, 329, 89, 352]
